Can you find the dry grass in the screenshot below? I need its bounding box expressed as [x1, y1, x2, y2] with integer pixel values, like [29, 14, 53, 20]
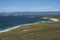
[0, 15, 60, 40]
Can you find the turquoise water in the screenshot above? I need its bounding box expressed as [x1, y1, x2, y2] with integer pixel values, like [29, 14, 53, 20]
[0, 16, 52, 31]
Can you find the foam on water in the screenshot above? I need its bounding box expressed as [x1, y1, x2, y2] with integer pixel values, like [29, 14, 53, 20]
[0, 23, 32, 33]
[0, 17, 59, 33]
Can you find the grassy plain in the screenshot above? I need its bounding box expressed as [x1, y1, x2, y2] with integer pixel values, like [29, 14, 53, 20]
[0, 15, 60, 40]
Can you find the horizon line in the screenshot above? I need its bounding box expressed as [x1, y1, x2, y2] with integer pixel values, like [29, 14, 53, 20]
[0, 11, 60, 13]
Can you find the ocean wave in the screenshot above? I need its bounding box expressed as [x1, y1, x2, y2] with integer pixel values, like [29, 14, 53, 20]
[0, 18, 59, 33]
[0, 23, 32, 33]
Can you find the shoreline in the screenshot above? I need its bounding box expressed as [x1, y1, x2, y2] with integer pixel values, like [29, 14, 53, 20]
[43, 17, 59, 21]
[0, 23, 32, 33]
[0, 18, 59, 33]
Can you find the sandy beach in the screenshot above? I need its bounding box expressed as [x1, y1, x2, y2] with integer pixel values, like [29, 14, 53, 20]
[0, 23, 32, 33]
[0, 18, 59, 33]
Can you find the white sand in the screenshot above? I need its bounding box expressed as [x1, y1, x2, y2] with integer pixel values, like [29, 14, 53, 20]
[43, 17, 59, 22]
[0, 18, 59, 33]
[0, 23, 32, 33]
[49, 18, 59, 21]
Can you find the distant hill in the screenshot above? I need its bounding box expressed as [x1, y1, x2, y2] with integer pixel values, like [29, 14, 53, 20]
[0, 11, 60, 16]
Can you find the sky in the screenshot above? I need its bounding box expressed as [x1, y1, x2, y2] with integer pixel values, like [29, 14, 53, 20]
[0, 0, 60, 12]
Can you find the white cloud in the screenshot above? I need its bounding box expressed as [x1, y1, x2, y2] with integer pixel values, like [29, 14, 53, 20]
[25, 6, 51, 12]
[29, 6, 60, 12]
[0, 6, 60, 12]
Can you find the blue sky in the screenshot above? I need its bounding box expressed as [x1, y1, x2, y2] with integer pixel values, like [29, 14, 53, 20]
[0, 0, 60, 12]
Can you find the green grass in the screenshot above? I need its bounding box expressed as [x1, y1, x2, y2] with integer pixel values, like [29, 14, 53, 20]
[0, 16, 60, 40]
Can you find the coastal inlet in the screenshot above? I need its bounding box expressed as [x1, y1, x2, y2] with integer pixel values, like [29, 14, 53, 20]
[0, 16, 59, 32]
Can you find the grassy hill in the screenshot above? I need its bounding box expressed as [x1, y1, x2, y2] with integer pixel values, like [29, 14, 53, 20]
[0, 15, 60, 40]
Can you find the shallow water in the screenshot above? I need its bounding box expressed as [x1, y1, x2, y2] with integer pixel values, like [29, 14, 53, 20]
[0, 16, 52, 31]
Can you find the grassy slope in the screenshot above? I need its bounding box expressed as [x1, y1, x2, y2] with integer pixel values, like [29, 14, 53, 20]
[0, 15, 60, 40]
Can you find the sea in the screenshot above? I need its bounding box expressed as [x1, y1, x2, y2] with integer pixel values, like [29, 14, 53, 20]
[0, 16, 52, 31]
